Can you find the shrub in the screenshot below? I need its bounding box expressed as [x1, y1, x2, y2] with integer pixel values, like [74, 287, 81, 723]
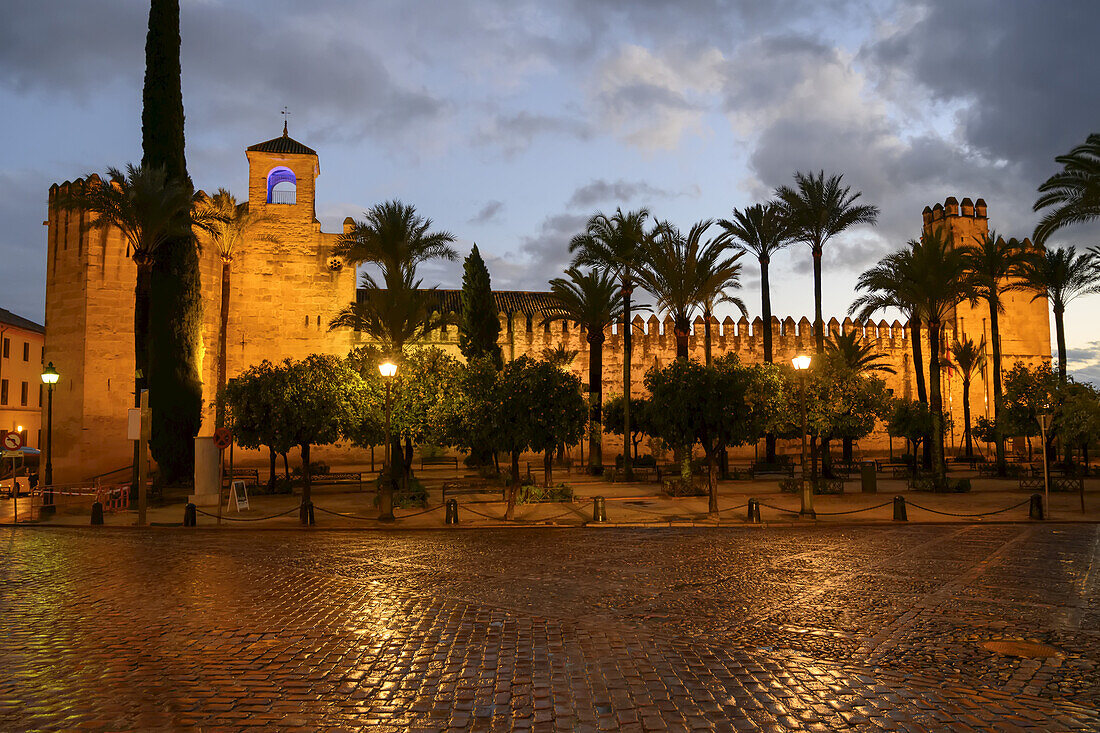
[518, 484, 573, 503]
[372, 475, 428, 508]
[662, 478, 706, 497]
[293, 460, 330, 476]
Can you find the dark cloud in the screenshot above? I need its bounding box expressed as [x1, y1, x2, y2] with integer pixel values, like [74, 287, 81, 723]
[0, 171, 50, 319]
[474, 111, 593, 156]
[469, 200, 504, 225]
[567, 179, 680, 209]
[866, 1, 1100, 182]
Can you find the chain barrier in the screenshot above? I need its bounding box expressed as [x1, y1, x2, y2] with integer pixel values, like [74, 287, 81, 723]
[312, 505, 377, 521]
[193, 506, 300, 522]
[461, 501, 594, 523]
[755, 499, 894, 516]
[905, 498, 1031, 518]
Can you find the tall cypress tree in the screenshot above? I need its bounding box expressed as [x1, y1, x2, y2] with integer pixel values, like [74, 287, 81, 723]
[142, 0, 203, 482]
[458, 245, 503, 370]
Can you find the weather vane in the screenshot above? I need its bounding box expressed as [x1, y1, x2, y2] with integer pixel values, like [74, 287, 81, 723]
[281, 106, 290, 135]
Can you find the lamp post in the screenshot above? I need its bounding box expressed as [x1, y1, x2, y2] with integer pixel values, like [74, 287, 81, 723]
[378, 361, 397, 522]
[1037, 410, 1052, 519]
[40, 362, 59, 516]
[792, 355, 813, 518]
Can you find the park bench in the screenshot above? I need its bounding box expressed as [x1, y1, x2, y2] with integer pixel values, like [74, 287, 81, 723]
[420, 456, 460, 477]
[226, 468, 260, 486]
[1018, 476, 1083, 492]
[309, 472, 364, 491]
[610, 464, 659, 482]
[442, 480, 505, 501]
[778, 477, 845, 494]
[753, 464, 795, 480]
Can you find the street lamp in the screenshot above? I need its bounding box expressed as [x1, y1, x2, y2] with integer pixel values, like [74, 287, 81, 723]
[792, 355, 814, 518]
[378, 361, 397, 522]
[40, 361, 59, 515]
[1037, 409, 1053, 519]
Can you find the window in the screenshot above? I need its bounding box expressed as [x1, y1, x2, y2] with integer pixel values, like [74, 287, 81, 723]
[39, 384, 43, 407]
[0, 379, 6, 405]
[266, 166, 297, 205]
[22, 342, 29, 361]
[20, 382, 28, 406]
[2, 337, 8, 358]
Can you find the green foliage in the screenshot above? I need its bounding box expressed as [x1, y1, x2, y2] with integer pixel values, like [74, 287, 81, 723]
[372, 475, 428, 508]
[973, 416, 998, 444]
[603, 396, 654, 459]
[525, 361, 588, 457]
[435, 355, 502, 459]
[889, 399, 934, 446]
[148, 235, 204, 483]
[1033, 133, 1100, 244]
[458, 245, 503, 370]
[141, 0, 187, 182]
[518, 484, 574, 504]
[221, 360, 294, 457]
[1002, 362, 1057, 438]
[1058, 381, 1100, 448]
[645, 355, 766, 458]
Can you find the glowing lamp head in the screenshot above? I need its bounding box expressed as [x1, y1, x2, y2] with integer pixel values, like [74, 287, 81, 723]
[41, 362, 60, 385]
[15, 425, 23, 433]
[378, 361, 398, 378]
[792, 355, 811, 371]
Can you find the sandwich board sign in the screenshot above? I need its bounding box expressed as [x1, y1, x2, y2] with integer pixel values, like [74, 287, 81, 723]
[228, 479, 249, 512]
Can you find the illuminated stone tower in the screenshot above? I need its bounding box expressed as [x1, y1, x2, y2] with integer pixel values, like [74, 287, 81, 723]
[921, 196, 1051, 427]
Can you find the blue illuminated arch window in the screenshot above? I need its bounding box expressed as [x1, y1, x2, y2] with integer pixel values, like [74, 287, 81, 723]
[266, 166, 297, 204]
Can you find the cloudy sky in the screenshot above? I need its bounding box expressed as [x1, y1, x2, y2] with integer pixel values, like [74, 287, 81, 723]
[3, 0, 1099, 382]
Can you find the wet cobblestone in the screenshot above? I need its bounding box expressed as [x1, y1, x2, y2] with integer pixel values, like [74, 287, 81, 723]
[0, 524, 1097, 730]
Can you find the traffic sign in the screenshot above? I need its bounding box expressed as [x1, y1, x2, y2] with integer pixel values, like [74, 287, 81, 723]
[213, 427, 233, 451]
[1, 431, 24, 451]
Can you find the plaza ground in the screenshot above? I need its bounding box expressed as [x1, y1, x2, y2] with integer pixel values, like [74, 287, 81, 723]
[0, 524, 1098, 731]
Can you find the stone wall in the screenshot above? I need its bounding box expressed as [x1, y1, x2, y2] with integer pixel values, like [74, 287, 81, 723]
[43, 156, 1053, 479]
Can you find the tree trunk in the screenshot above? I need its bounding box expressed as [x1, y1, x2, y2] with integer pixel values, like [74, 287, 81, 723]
[403, 436, 413, 482]
[282, 452, 290, 480]
[132, 261, 152, 494]
[821, 437, 832, 478]
[706, 448, 718, 515]
[927, 320, 946, 485]
[762, 257, 777, 464]
[622, 282, 633, 481]
[216, 257, 230, 428]
[842, 438, 853, 463]
[675, 325, 689, 360]
[703, 308, 713, 366]
[812, 248, 824, 354]
[588, 336, 603, 472]
[268, 445, 276, 492]
[544, 450, 553, 487]
[810, 436, 818, 482]
[990, 298, 1007, 476]
[910, 316, 932, 470]
[719, 444, 729, 480]
[300, 443, 311, 522]
[506, 450, 520, 520]
[962, 376, 973, 458]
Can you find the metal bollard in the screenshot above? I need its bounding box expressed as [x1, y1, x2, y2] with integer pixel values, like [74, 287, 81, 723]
[892, 495, 907, 521]
[183, 503, 197, 527]
[1029, 493, 1045, 520]
[90, 501, 104, 526]
[445, 498, 458, 525]
[592, 496, 607, 523]
[300, 500, 315, 526]
[747, 498, 761, 523]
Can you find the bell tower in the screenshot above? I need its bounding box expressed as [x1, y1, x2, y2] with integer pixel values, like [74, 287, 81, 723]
[245, 122, 320, 221]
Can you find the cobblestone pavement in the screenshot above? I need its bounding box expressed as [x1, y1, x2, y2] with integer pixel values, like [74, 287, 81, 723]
[0, 525, 1097, 731]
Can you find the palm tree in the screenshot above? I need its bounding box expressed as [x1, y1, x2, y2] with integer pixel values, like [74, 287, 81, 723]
[776, 171, 879, 354]
[825, 330, 897, 376]
[330, 200, 456, 518]
[961, 231, 1029, 475]
[1016, 246, 1100, 382]
[541, 344, 580, 368]
[825, 329, 895, 462]
[570, 207, 654, 480]
[850, 247, 932, 468]
[544, 268, 624, 472]
[1033, 133, 1100, 244]
[950, 336, 986, 459]
[692, 230, 747, 365]
[905, 229, 974, 484]
[334, 200, 457, 288]
[201, 189, 271, 428]
[718, 202, 792, 363]
[55, 164, 218, 409]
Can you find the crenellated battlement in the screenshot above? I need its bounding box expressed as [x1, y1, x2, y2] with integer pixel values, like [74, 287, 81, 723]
[921, 195, 988, 226]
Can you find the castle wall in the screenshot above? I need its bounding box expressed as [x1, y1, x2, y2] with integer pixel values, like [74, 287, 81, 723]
[44, 152, 1054, 480]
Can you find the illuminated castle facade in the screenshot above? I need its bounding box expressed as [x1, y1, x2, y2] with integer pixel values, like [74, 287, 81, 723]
[43, 131, 1051, 482]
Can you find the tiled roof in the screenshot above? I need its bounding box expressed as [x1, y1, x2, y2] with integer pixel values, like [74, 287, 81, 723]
[0, 307, 44, 334]
[357, 289, 565, 317]
[246, 128, 317, 156]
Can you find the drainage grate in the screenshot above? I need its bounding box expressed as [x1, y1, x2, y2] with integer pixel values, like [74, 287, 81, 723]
[980, 640, 1061, 658]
